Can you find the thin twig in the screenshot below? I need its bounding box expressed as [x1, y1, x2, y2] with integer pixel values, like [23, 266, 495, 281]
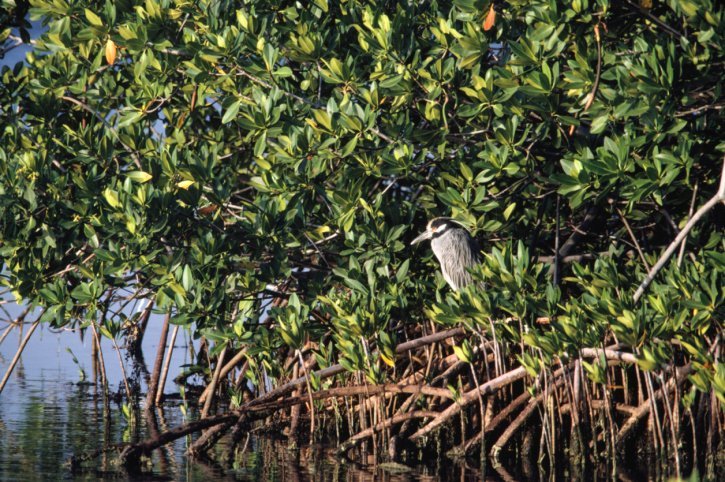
[554, 195, 561, 285]
[617, 365, 694, 445]
[109, 334, 133, 401]
[623, 0, 686, 39]
[296, 348, 316, 439]
[59, 96, 143, 169]
[677, 182, 698, 267]
[617, 207, 651, 270]
[568, 24, 603, 137]
[145, 311, 171, 410]
[201, 344, 227, 418]
[0, 307, 30, 348]
[90, 322, 108, 392]
[675, 102, 724, 117]
[583, 24, 602, 112]
[199, 346, 248, 405]
[658, 372, 681, 477]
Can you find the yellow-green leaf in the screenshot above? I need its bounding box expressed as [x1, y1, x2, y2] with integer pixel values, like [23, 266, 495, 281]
[103, 188, 121, 208]
[503, 202, 516, 220]
[85, 9, 104, 27]
[127, 171, 153, 183]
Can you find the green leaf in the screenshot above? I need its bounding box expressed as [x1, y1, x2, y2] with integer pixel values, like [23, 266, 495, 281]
[117, 111, 143, 128]
[222, 100, 241, 124]
[341, 136, 358, 157]
[103, 188, 121, 208]
[396, 259, 410, 283]
[85, 9, 104, 27]
[127, 171, 153, 183]
[503, 202, 516, 221]
[273, 66, 293, 78]
[181, 265, 193, 291]
[589, 115, 608, 134]
[460, 163, 473, 182]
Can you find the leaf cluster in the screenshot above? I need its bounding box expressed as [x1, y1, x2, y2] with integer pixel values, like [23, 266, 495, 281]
[0, 0, 722, 399]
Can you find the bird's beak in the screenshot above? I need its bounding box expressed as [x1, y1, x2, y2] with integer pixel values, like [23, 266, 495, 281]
[410, 229, 433, 245]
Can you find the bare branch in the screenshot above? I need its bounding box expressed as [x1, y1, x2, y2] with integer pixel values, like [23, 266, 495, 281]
[633, 157, 725, 303]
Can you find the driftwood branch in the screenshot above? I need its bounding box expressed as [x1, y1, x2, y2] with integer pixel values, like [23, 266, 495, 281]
[109, 382, 451, 470]
[81, 328, 466, 469]
[120, 413, 239, 470]
[249, 383, 454, 414]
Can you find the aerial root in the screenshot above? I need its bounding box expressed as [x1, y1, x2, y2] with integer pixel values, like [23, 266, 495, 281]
[68, 333, 702, 475]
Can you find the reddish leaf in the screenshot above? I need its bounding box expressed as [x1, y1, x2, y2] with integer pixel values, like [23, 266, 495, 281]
[483, 4, 496, 31]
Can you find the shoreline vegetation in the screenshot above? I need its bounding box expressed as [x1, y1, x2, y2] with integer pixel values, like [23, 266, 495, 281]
[1, 0, 723, 479]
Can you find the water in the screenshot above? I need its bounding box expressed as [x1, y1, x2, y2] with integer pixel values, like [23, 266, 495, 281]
[0, 306, 475, 481]
[0, 302, 198, 480]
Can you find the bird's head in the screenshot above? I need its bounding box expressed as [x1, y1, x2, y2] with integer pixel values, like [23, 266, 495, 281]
[410, 217, 466, 245]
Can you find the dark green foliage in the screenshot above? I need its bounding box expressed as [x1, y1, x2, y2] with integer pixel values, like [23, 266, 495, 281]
[0, 0, 723, 427]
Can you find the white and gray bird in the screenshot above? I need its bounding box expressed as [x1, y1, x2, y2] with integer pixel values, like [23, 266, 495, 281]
[410, 217, 481, 291]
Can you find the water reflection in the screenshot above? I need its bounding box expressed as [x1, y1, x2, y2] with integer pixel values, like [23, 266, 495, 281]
[0, 363, 687, 481]
[2, 321, 476, 481]
[0, 317, 700, 481]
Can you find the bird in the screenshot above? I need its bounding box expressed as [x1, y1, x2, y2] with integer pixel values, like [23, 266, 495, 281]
[410, 217, 481, 291]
